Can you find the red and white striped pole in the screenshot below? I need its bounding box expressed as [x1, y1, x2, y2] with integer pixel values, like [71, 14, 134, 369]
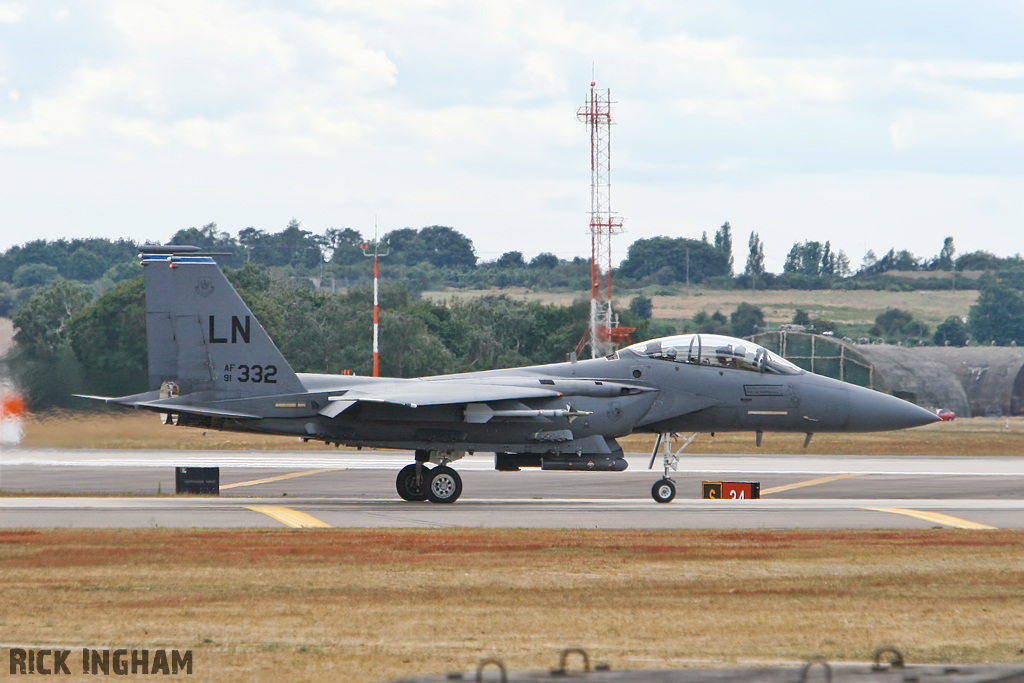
[372, 252, 380, 377]
[360, 227, 388, 377]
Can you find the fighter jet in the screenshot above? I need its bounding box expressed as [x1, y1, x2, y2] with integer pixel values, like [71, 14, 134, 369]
[83, 246, 939, 504]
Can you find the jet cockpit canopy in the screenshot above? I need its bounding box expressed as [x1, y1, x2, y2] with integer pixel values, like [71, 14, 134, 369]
[624, 333, 803, 375]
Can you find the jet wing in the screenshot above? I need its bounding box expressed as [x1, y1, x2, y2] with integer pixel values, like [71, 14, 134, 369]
[319, 377, 656, 418]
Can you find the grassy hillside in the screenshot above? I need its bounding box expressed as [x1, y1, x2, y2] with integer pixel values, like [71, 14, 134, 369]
[425, 287, 978, 338]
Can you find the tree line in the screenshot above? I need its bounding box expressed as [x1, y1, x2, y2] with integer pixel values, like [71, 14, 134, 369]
[12, 259, 1022, 410]
[4, 221, 1024, 321]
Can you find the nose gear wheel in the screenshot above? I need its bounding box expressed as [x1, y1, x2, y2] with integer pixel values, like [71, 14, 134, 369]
[652, 478, 676, 503]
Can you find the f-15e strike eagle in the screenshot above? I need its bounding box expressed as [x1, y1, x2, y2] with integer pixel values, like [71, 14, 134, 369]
[83, 246, 938, 504]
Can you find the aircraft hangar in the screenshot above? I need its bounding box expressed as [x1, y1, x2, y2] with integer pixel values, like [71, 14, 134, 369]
[751, 331, 1024, 417]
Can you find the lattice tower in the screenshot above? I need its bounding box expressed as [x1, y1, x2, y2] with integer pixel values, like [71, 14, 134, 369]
[577, 82, 632, 358]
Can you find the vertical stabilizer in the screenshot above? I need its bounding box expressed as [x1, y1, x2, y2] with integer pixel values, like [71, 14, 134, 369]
[141, 247, 304, 397]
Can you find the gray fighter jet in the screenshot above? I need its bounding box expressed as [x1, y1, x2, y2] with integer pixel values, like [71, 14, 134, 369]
[84, 246, 938, 504]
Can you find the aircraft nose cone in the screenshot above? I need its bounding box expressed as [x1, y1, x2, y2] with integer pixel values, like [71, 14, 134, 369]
[845, 385, 942, 432]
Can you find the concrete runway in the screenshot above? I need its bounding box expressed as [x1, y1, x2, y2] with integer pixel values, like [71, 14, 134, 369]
[1, 449, 1022, 529]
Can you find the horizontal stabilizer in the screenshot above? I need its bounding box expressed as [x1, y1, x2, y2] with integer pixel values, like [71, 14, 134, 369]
[73, 391, 163, 405]
[133, 401, 263, 420]
[75, 392, 261, 420]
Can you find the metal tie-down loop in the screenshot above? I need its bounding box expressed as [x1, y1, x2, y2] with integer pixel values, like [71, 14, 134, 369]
[474, 657, 507, 683]
[873, 646, 905, 670]
[551, 648, 591, 676]
[801, 658, 833, 683]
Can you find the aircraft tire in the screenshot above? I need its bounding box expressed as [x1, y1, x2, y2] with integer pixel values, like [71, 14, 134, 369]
[426, 465, 462, 504]
[396, 464, 428, 502]
[652, 478, 676, 504]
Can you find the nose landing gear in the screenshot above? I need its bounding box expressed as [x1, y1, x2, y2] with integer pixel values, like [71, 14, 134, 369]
[648, 432, 698, 503]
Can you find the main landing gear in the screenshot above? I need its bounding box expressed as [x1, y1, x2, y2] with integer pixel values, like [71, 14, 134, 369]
[396, 450, 464, 504]
[648, 432, 698, 504]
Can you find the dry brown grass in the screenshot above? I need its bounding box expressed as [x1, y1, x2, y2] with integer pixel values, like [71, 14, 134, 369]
[18, 411, 1024, 456]
[2, 529, 1022, 682]
[19, 411, 349, 451]
[422, 287, 979, 329]
[620, 417, 1024, 457]
[648, 289, 977, 328]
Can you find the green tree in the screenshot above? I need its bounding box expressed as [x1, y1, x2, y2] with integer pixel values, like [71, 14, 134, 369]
[419, 225, 477, 269]
[618, 237, 729, 285]
[860, 248, 921, 275]
[783, 241, 826, 276]
[714, 222, 734, 275]
[1, 237, 138, 284]
[969, 284, 1024, 345]
[936, 237, 956, 271]
[102, 261, 142, 283]
[819, 241, 835, 276]
[809, 317, 841, 335]
[68, 248, 107, 281]
[629, 295, 653, 320]
[12, 278, 94, 357]
[836, 250, 852, 277]
[744, 231, 765, 277]
[9, 278, 94, 408]
[237, 226, 265, 262]
[225, 261, 272, 293]
[323, 227, 365, 265]
[933, 315, 968, 347]
[691, 310, 730, 334]
[170, 222, 245, 267]
[870, 308, 929, 342]
[382, 228, 425, 266]
[730, 302, 765, 337]
[495, 251, 526, 269]
[792, 310, 811, 326]
[956, 251, 1002, 271]
[69, 276, 148, 397]
[13, 262, 60, 288]
[272, 219, 323, 269]
[529, 252, 560, 270]
[380, 310, 455, 376]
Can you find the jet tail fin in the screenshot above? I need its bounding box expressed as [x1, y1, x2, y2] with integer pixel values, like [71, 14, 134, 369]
[140, 246, 304, 398]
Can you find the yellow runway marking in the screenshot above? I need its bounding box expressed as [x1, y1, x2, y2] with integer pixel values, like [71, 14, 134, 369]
[245, 506, 332, 528]
[865, 508, 997, 530]
[220, 468, 342, 490]
[760, 473, 865, 495]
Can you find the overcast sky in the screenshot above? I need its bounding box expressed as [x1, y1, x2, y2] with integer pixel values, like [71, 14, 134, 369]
[2, 1, 1023, 271]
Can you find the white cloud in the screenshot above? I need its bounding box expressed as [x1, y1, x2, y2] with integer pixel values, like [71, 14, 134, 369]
[1, 0, 1023, 266]
[0, 2, 25, 23]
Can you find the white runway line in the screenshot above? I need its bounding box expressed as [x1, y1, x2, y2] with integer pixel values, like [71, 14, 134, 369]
[4, 449, 1024, 475]
[3, 497, 1023, 511]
